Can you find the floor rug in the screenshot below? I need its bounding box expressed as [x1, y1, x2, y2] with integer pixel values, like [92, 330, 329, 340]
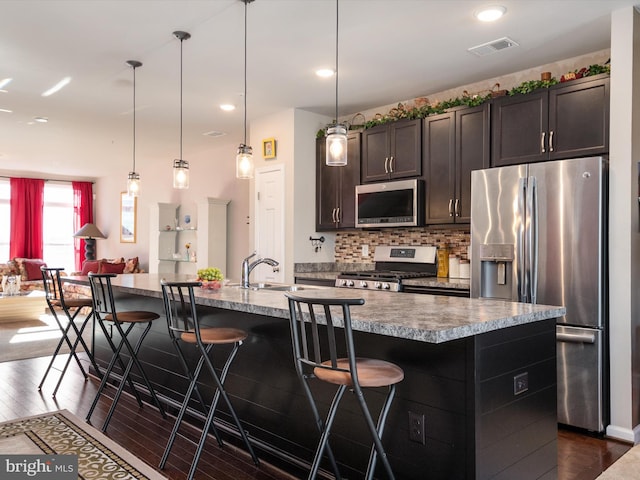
[0, 410, 167, 479]
[0, 314, 89, 363]
[596, 442, 640, 479]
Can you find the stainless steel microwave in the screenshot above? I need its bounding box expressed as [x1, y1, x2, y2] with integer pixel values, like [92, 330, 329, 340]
[355, 179, 423, 228]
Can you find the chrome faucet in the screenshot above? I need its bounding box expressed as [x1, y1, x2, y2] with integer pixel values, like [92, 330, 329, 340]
[241, 252, 280, 288]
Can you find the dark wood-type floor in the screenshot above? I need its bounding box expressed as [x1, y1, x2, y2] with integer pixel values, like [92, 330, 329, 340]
[0, 354, 633, 480]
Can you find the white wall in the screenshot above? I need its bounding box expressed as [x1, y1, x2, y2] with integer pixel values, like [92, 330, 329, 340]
[95, 136, 250, 282]
[248, 108, 332, 283]
[608, 6, 640, 443]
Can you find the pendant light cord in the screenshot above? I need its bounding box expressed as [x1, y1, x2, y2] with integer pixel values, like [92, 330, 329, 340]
[334, 0, 339, 124]
[132, 65, 136, 172]
[243, 0, 248, 145]
[180, 37, 184, 160]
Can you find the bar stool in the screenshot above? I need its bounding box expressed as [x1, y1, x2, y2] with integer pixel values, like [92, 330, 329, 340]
[38, 267, 102, 396]
[285, 292, 404, 480]
[86, 272, 166, 432]
[159, 280, 259, 480]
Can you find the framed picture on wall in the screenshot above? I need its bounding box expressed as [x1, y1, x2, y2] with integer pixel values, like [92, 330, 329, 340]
[262, 138, 276, 159]
[120, 192, 137, 243]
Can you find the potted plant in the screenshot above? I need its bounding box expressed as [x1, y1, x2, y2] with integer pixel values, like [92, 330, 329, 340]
[196, 267, 224, 290]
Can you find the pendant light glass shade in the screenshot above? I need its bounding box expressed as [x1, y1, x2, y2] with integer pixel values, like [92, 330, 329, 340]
[236, 0, 255, 179]
[173, 159, 189, 188]
[326, 124, 348, 166]
[173, 31, 191, 189]
[126, 60, 142, 196]
[236, 144, 254, 179]
[326, 0, 347, 167]
[127, 171, 141, 196]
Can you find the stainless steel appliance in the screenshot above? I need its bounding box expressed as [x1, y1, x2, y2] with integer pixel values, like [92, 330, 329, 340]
[355, 179, 423, 228]
[470, 156, 608, 433]
[335, 245, 437, 292]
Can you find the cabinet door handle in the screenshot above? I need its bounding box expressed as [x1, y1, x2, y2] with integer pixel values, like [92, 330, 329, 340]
[389, 156, 394, 172]
[384, 157, 389, 173]
[454, 199, 461, 217]
[332, 208, 337, 223]
[336, 207, 341, 223]
[541, 131, 546, 153]
[549, 130, 554, 152]
[448, 199, 454, 217]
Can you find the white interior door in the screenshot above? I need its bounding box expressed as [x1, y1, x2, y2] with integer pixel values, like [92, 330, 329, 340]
[254, 165, 285, 283]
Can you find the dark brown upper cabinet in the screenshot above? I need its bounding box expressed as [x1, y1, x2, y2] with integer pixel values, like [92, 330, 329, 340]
[491, 74, 609, 167]
[361, 118, 422, 183]
[316, 132, 361, 231]
[423, 104, 490, 224]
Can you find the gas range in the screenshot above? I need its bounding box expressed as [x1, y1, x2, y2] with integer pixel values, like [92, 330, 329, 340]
[335, 245, 437, 292]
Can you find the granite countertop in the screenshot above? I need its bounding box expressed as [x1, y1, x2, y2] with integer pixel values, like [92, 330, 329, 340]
[66, 274, 564, 345]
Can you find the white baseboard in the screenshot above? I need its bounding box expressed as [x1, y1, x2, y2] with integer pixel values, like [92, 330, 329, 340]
[606, 423, 640, 444]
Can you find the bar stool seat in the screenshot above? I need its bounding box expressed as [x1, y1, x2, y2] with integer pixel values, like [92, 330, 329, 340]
[286, 292, 404, 480]
[86, 273, 166, 432]
[38, 267, 102, 397]
[315, 357, 404, 387]
[159, 280, 259, 480]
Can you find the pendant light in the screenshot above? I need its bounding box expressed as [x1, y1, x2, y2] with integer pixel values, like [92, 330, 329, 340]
[236, 0, 255, 179]
[326, 0, 348, 166]
[126, 60, 142, 196]
[173, 30, 191, 189]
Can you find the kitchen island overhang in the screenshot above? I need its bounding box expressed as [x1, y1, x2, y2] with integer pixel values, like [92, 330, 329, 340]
[67, 274, 564, 480]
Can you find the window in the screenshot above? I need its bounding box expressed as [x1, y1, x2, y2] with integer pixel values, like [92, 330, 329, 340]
[0, 180, 9, 261]
[43, 183, 75, 271]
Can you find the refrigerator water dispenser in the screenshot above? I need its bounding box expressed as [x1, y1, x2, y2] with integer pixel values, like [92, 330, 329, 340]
[478, 244, 514, 300]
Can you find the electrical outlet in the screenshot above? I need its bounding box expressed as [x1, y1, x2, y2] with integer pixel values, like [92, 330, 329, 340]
[362, 244, 369, 257]
[408, 411, 425, 445]
[514, 372, 529, 395]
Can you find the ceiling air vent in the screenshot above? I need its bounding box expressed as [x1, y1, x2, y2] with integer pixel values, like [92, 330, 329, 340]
[468, 37, 519, 57]
[203, 130, 227, 138]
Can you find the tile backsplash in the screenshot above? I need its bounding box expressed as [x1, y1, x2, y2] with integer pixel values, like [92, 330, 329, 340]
[335, 227, 470, 262]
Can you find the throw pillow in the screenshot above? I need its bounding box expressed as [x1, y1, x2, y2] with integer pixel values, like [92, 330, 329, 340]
[99, 261, 125, 274]
[23, 259, 47, 281]
[80, 260, 100, 276]
[123, 257, 139, 274]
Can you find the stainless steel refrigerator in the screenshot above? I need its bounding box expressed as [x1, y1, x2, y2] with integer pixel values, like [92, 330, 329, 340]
[470, 156, 608, 433]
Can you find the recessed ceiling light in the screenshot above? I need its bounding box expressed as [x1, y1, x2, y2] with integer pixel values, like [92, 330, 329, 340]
[220, 104, 236, 111]
[315, 68, 335, 78]
[0, 108, 12, 113]
[33, 116, 48, 123]
[0, 78, 12, 89]
[42, 76, 71, 97]
[475, 5, 506, 22]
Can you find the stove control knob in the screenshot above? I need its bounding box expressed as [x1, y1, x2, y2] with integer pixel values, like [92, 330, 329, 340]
[360, 281, 368, 288]
[382, 283, 391, 290]
[347, 280, 355, 287]
[374, 282, 382, 289]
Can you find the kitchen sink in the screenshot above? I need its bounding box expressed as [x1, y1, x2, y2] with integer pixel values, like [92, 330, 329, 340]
[226, 283, 312, 292]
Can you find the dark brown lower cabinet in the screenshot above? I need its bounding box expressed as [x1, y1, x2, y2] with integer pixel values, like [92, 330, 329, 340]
[92, 291, 557, 480]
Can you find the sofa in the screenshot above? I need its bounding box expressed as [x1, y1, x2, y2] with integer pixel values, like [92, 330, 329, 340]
[0, 258, 49, 293]
[0, 256, 143, 295]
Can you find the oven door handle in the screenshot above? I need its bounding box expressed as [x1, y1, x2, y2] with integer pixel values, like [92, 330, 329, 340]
[557, 332, 596, 344]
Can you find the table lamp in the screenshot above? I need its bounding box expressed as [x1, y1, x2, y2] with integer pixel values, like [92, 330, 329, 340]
[74, 223, 106, 261]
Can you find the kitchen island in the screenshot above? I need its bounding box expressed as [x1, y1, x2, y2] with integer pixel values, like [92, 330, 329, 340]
[69, 273, 564, 480]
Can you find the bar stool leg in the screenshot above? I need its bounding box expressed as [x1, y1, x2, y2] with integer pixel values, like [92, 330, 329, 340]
[309, 385, 347, 480]
[361, 385, 396, 480]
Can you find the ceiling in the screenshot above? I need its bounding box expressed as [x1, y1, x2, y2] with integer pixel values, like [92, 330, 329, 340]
[0, 0, 637, 180]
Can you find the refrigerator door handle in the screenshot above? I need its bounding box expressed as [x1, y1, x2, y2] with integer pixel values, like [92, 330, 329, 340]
[517, 177, 527, 302]
[557, 331, 596, 344]
[528, 176, 538, 304]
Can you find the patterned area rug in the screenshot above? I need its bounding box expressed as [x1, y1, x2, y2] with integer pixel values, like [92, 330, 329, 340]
[0, 410, 167, 479]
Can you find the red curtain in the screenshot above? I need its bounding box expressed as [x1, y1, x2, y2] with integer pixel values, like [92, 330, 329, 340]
[72, 182, 94, 270]
[9, 178, 45, 259]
